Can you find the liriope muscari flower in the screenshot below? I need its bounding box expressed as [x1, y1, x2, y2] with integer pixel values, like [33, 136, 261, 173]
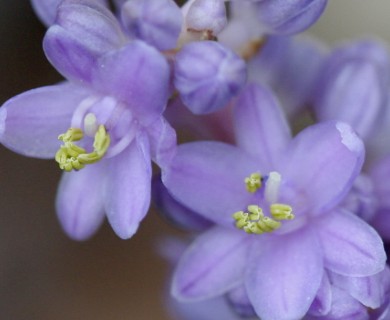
[162, 84, 386, 320]
[0, 0, 175, 240]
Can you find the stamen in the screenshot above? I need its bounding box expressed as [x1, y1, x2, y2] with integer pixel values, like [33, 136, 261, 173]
[270, 204, 295, 220]
[245, 173, 262, 193]
[265, 171, 281, 204]
[232, 205, 281, 235]
[55, 125, 110, 172]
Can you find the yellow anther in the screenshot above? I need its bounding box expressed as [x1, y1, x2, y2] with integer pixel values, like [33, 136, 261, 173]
[247, 205, 263, 220]
[55, 125, 110, 171]
[270, 204, 295, 220]
[233, 211, 248, 229]
[262, 217, 281, 230]
[244, 222, 263, 234]
[245, 173, 262, 193]
[58, 128, 84, 142]
[256, 218, 273, 233]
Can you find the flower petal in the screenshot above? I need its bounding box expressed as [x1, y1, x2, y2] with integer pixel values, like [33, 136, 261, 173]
[145, 116, 177, 168]
[0, 83, 89, 158]
[280, 121, 365, 215]
[330, 266, 390, 309]
[316, 286, 369, 320]
[43, 0, 124, 84]
[93, 41, 170, 125]
[171, 226, 251, 301]
[233, 83, 291, 170]
[152, 175, 213, 232]
[162, 141, 258, 226]
[245, 227, 323, 320]
[105, 133, 152, 239]
[56, 162, 105, 240]
[318, 210, 386, 277]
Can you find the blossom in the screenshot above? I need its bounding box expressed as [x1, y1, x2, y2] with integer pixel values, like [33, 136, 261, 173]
[0, 0, 175, 240]
[162, 84, 386, 320]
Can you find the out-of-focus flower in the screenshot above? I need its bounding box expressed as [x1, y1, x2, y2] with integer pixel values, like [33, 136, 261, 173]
[0, 0, 175, 240]
[162, 84, 386, 320]
[312, 39, 390, 139]
[249, 35, 327, 118]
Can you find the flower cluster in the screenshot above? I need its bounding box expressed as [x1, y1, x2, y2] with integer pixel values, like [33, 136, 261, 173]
[1, 0, 390, 319]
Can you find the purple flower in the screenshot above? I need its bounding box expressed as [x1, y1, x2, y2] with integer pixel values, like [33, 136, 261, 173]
[162, 84, 386, 320]
[174, 41, 247, 114]
[0, 1, 175, 240]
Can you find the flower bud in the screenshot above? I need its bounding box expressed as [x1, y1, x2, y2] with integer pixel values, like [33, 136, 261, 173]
[174, 41, 247, 114]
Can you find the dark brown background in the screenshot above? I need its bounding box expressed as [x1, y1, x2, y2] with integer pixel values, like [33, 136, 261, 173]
[0, 1, 388, 319]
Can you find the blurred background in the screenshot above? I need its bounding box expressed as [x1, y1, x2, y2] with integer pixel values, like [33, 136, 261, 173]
[0, 1, 389, 319]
